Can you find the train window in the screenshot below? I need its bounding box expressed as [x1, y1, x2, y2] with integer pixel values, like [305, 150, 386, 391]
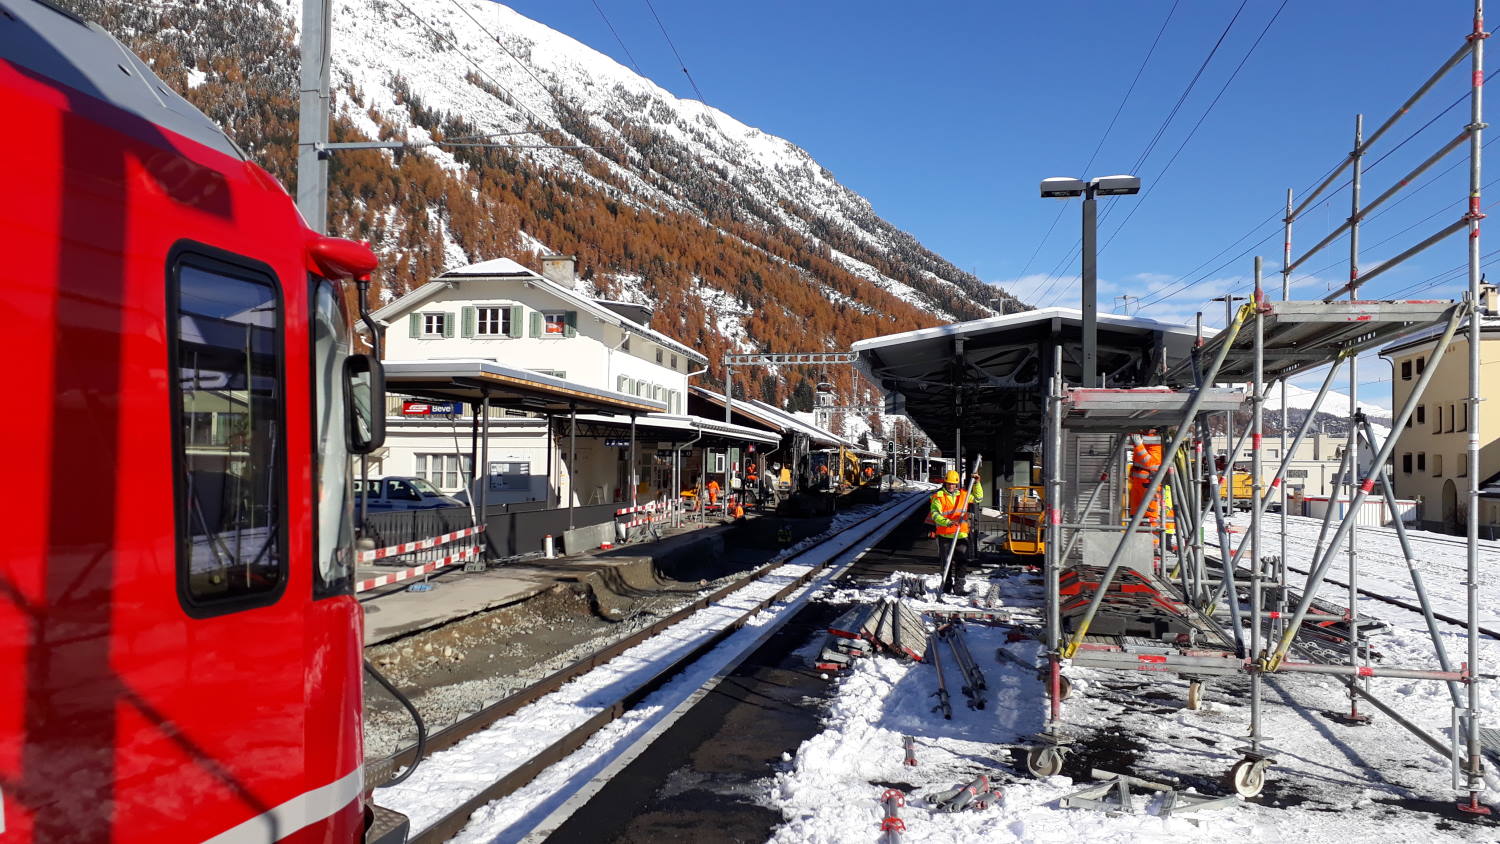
[311, 279, 354, 598]
[170, 252, 286, 612]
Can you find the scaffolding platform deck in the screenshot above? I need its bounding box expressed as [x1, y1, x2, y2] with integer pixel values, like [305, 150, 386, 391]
[1166, 299, 1458, 384]
[1062, 387, 1245, 431]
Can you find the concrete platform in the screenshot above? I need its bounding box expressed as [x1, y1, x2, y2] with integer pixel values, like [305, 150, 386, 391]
[359, 512, 824, 646]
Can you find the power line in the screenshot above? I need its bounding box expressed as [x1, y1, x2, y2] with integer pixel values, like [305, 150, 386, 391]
[1032, 0, 1258, 311]
[1099, 0, 1289, 254]
[1126, 0, 1250, 182]
[387, 0, 549, 130]
[447, 0, 560, 110]
[590, 0, 646, 76]
[1009, 1, 1181, 290]
[642, 0, 706, 101]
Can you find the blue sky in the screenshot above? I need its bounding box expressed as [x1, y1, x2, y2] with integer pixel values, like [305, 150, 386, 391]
[497, 1, 1484, 403]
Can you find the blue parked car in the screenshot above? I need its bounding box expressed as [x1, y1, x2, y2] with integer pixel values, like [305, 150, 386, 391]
[355, 476, 463, 511]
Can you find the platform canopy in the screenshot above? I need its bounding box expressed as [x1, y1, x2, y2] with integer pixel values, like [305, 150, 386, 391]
[383, 359, 665, 415]
[569, 411, 782, 447]
[852, 307, 1202, 455]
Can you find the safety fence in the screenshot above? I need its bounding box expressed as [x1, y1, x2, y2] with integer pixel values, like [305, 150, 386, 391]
[355, 524, 486, 593]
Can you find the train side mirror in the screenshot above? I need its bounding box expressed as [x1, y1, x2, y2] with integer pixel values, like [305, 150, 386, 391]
[345, 353, 386, 454]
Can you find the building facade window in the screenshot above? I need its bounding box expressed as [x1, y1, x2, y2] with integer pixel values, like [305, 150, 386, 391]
[1401, 359, 1413, 380]
[476, 306, 510, 336]
[670, 354, 678, 370]
[1402, 453, 1413, 474]
[1417, 452, 1427, 472]
[1433, 454, 1444, 477]
[415, 453, 472, 490]
[1416, 405, 1426, 426]
[422, 312, 449, 337]
[656, 347, 664, 364]
[543, 311, 568, 336]
[1416, 356, 1426, 374]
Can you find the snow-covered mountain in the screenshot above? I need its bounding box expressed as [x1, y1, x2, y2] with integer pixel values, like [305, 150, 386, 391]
[1262, 383, 1393, 443]
[62, 0, 1018, 406]
[322, 0, 1007, 316]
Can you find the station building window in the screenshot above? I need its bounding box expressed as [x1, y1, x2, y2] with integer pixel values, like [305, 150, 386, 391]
[416, 312, 451, 338]
[1400, 359, 1412, 380]
[1417, 452, 1427, 473]
[470, 305, 519, 337]
[415, 453, 472, 490]
[1402, 453, 1413, 474]
[170, 251, 286, 612]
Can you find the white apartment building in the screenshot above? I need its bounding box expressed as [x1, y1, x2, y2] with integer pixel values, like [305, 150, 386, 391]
[363, 255, 775, 509]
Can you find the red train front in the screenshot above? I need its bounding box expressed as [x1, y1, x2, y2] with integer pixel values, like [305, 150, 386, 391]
[1, 1, 399, 840]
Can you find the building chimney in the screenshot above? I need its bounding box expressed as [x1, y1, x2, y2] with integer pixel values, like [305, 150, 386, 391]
[1481, 281, 1499, 316]
[541, 254, 577, 290]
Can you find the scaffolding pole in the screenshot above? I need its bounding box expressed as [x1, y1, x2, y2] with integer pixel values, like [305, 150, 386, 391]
[1461, 0, 1488, 809]
[1345, 113, 1368, 723]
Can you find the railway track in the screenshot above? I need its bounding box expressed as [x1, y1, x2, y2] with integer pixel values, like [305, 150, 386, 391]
[1240, 526, 1500, 641]
[371, 492, 925, 843]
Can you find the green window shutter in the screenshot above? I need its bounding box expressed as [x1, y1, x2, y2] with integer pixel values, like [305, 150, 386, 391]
[442, 313, 454, 338]
[564, 310, 578, 338]
[461, 306, 476, 338]
[530, 311, 543, 338]
[508, 305, 522, 338]
[409, 313, 421, 338]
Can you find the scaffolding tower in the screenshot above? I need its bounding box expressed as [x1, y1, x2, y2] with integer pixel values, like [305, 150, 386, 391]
[1029, 3, 1492, 813]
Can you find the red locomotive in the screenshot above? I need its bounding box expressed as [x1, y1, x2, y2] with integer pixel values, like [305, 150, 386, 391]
[2, 1, 403, 840]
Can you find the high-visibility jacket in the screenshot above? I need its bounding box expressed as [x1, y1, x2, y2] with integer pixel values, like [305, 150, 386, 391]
[927, 481, 984, 538]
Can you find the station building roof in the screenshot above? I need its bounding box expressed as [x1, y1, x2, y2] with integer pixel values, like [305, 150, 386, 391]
[383, 359, 664, 416]
[852, 307, 1202, 454]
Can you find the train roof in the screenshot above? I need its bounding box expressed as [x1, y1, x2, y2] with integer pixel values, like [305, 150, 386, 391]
[2, 0, 245, 161]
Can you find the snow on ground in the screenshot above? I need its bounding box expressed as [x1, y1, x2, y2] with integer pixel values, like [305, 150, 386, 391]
[375, 494, 924, 840]
[765, 518, 1500, 843]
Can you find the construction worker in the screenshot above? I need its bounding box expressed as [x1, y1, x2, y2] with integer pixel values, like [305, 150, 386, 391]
[929, 469, 984, 594]
[706, 478, 721, 508]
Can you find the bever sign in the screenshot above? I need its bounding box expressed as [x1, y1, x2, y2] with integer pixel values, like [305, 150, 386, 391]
[403, 400, 461, 415]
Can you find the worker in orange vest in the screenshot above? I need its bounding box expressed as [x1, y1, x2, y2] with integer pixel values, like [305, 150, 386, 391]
[928, 469, 984, 594]
[706, 478, 721, 507]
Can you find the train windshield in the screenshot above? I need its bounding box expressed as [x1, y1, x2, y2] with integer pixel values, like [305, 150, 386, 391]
[312, 278, 354, 595]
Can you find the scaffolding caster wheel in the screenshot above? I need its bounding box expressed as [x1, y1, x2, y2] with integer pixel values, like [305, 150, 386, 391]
[1227, 757, 1270, 798]
[1186, 679, 1203, 710]
[1037, 672, 1072, 701]
[1025, 745, 1067, 778]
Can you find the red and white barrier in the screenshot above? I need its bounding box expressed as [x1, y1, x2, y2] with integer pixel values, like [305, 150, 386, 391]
[355, 544, 482, 592]
[358, 524, 485, 563]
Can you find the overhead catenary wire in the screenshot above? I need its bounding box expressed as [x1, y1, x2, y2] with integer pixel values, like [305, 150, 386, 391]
[1120, 65, 1489, 312]
[642, 0, 706, 102]
[1099, 0, 1290, 254]
[387, 0, 551, 131]
[590, 0, 647, 76]
[1033, 0, 1261, 310]
[447, 0, 562, 109]
[1009, 1, 1182, 286]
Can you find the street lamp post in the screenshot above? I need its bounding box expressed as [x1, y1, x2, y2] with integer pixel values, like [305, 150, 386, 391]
[1040, 175, 1141, 387]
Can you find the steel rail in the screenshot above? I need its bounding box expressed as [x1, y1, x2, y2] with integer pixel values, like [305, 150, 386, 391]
[387, 494, 925, 843]
[1278, 558, 1500, 641]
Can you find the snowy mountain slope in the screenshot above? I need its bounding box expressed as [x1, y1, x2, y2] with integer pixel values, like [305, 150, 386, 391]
[57, 0, 1021, 410]
[322, 0, 1003, 319]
